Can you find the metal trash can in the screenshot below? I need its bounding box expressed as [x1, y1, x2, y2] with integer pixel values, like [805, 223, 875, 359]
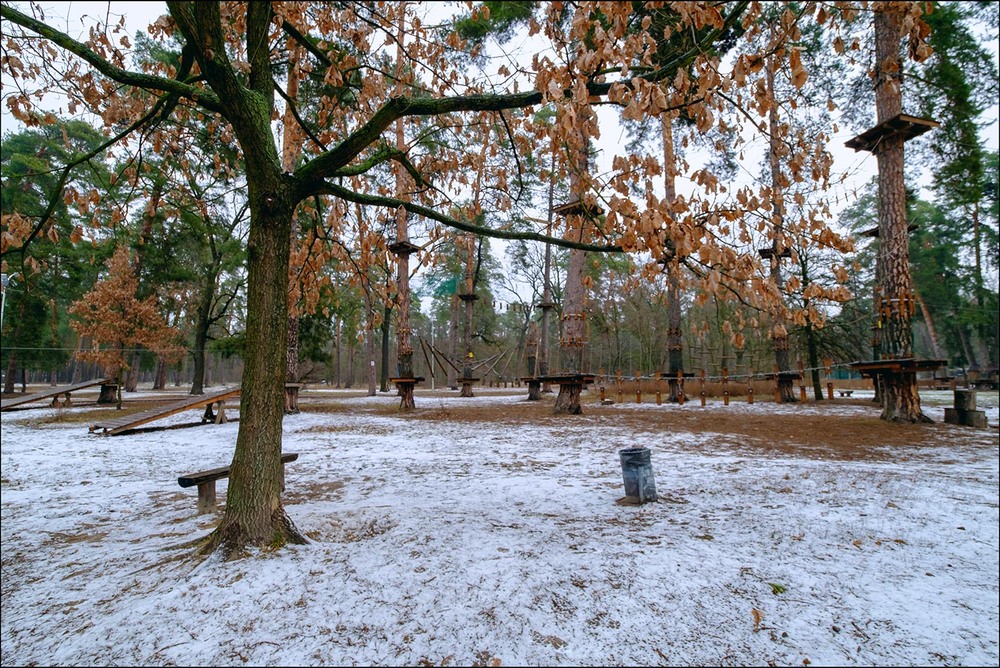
[619, 447, 657, 504]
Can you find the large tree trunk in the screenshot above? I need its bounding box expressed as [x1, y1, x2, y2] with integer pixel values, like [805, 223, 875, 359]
[153, 356, 168, 390]
[204, 192, 306, 557]
[3, 351, 17, 394]
[765, 58, 797, 403]
[283, 42, 303, 405]
[125, 349, 141, 392]
[167, 0, 307, 557]
[873, 7, 929, 423]
[380, 304, 391, 392]
[662, 114, 685, 402]
[538, 147, 555, 394]
[553, 101, 594, 415]
[190, 278, 213, 395]
[460, 236, 476, 397]
[554, 245, 587, 415]
[448, 295, 459, 389]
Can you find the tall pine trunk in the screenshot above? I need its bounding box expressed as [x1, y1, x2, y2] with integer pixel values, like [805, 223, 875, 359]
[873, 7, 929, 423]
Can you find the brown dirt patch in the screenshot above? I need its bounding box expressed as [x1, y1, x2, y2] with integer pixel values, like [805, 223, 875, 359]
[297, 392, 995, 463]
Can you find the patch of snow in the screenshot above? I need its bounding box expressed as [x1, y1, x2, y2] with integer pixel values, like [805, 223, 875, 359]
[2, 387, 997, 666]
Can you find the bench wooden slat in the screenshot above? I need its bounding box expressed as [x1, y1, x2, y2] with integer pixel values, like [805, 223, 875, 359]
[178, 453, 299, 514]
[178, 452, 299, 488]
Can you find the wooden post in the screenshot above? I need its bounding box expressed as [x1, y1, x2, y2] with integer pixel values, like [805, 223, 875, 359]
[722, 366, 729, 406]
[197, 481, 217, 515]
[617, 369, 624, 404]
[825, 357, 834, 400]
[635, 371, 641, 404]
[655, 372, 662, 405]
[798, 360, 807, 402]
[700, 369, 706, 407]
[748, 380, 754, 404]
[599, 385, 606, 403]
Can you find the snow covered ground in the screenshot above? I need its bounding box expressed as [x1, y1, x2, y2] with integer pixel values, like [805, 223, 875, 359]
[1, 387, 998, 667]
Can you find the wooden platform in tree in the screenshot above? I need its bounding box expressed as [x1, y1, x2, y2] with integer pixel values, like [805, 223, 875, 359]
[763, 372, 803, 381]
[88, 387, 241, 436]
[552, 200, 605, 218]
[850, 359, 946, 377]
[387, 240, 421, 256]
[859, 223, 918, 238]
[844, 113, 940, 153]
[537, 373, 596, 386]
[1, 378, 110, 412]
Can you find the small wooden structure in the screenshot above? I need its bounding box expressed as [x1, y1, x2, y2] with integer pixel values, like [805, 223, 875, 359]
[1, 378, 109, 411]
[944, 389, 988, 428]
[763, 370, 802, 402]
[389, 377, 424, 397]
[858, 223, 918, 238]
[88, 387, 240, 436]
[850, 358, 945, 399]
[844, 113, 940, 153]
[179, 452, 298, 514]
[537, 373, 596, 415]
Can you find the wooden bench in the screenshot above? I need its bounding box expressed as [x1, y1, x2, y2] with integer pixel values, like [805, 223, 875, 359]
[838, 390, 854, 397]
[178, 452, 298, 514]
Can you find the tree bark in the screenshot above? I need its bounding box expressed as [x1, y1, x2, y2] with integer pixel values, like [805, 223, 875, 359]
[380, 304, 391, 392]
[662, 114, 685, 402]
[204, 189, 306, 556]
[873, 6, 930, 423]
[167, 0, 306, 557]
[391, 8, 416, 411]
[3, 352, 17, 394]
[125, 349, 141, 392]
[448, 295, 459, 389]
[283, 41, 303, 407]
[526, 321, 540, 400]
[153, 356, 167, 390]
[460, 236, 476, 397]
[765, 57, 797, 403]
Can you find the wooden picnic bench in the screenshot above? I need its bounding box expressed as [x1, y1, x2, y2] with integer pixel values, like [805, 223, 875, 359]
[178, 452, 299, 514]
[0, 378, 109, 412]
[88, 387, 240, 436]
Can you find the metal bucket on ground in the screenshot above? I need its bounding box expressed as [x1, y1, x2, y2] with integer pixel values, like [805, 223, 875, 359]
[619, 447, 657, 504]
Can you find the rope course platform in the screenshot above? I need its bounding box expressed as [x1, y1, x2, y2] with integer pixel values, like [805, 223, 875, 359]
[844, 113, 940, 153]
[850, 358, 946, 377]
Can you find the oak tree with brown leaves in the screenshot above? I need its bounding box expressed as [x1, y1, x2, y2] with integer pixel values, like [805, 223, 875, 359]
[68, 246, 184, 406]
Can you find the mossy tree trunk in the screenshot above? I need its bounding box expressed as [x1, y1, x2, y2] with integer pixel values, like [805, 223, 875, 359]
[169, 1, 307, 556]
